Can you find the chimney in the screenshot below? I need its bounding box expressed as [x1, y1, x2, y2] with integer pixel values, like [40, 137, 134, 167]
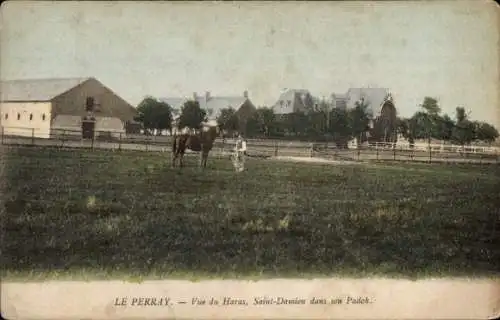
[243, 90, 248, 99]
[205, 91, 211, 102]
[193, 92, 198, 100]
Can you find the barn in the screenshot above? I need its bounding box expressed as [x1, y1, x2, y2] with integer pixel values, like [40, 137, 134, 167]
[0, 77, 138, 139]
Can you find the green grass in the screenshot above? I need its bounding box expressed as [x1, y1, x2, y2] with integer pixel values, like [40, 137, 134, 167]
[1, 146, 499, 281]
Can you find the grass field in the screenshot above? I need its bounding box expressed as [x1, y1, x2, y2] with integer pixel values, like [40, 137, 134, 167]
[1, 146, 499, 281]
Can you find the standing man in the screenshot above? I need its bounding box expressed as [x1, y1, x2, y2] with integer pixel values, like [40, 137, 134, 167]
[232, 133, 247, 172]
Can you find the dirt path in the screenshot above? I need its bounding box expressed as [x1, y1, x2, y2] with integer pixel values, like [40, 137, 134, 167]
[271, 156, 362, 165]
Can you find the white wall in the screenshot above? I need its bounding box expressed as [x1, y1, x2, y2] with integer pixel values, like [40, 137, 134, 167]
[0, 102, 52, 138]
[94, 116, 126, 139]
[51, 115, 126, 139]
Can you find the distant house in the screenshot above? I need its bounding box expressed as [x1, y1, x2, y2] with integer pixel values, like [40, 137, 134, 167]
[272, 89, 316, 115]
[0, 77, 139, 139]
[330, 87, 390, 118]
[161, 90, 257, 132]
[330, 93, 348, 110]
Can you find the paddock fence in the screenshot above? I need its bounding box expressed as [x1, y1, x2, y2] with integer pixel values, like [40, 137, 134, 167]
[1, 126, 499, 164]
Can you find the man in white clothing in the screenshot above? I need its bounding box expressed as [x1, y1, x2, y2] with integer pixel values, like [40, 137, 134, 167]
[232, 133, 247, 172]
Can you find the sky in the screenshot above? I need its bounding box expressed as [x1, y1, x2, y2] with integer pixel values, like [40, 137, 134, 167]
[1, 0, 499, 126]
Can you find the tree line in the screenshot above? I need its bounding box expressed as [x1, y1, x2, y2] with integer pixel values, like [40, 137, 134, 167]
[135, 96, 499, 148]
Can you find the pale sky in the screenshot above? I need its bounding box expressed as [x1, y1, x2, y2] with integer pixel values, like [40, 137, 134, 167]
[1, 1, 499, 126]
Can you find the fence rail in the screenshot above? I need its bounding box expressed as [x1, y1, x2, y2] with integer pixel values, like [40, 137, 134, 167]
[1, 126, 499, 164]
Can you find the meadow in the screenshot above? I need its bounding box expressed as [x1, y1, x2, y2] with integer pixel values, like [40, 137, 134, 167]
[1, 146, 499, 281]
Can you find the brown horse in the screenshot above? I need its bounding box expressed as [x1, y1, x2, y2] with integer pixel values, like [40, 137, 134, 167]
[171, 126, 219, 168]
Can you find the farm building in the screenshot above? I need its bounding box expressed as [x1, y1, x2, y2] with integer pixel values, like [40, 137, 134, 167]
[329, 93, 348, 110]
[330, 87, 390, 117]
[161, 90, 257, 133]
[0, 77, 139, 139]
[272, 89, 316, 115]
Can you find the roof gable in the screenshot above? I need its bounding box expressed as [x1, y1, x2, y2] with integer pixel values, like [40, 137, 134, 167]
[204, 96, 247, 114]
[160, 95, 249, 119]
[346, 88, 389, 115]
[1, 77, 91, 102]
[272, 89, 313, 113]
[159, 97, 189, 109]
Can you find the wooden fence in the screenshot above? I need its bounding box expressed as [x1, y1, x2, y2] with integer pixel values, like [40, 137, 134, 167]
[1, 126, 499, 164]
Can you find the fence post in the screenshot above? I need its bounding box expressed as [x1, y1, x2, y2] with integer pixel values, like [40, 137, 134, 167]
[61, 130, 66, 148]
[274, 141, 278, 157]
[357, 147, 360, 161]
[1, 126, 4, 145]
[428, 144, 432, 163]
[91, 131, 95, 150]
[393, 145, 396, 161]
[119, 132, 122, 151]
[31, 128, 35, 146]
[376, 145, 379, 161]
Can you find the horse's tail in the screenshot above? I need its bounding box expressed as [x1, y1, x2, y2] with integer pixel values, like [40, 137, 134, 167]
[172, 135, 177, 154]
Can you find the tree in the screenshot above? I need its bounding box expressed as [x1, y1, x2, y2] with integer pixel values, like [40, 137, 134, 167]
[454, 106, 468, 123]
[245, 114, 259, 138]
[246, 107, 277, 137]
[409, 97, 442, 143]
[474, 122, 499, 144]
[451, 106, 475, 146]
[435, 114, 455, 141]
[349, 99, 371, 147]
[397, 117, 416, 146]
[178, 100, 207, 130]
[306, 111, 327, 139]
[217, 107, 239, 136]
[258, 107, 277, 136]
[421, 97, 441, 116]
[367, 95, 399, 147]
[282, 112, 308, 137]
[410, 111, 431, 140]
[452, 120, 475, 146]
[135, 97, 173, 135]
[328, 108, 351, 148]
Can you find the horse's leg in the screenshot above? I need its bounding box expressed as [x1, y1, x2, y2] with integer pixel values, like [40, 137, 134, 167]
[171, 137, 177, 168]
[171, 152, 176, 168]
[180, 152, 185, 168]
[201, 151, 209, 169]
[240, 151, 245, 172]
[203, 151, 208, 168]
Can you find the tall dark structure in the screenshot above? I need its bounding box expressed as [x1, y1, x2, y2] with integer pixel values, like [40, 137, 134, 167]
[82, 96, 97, 139]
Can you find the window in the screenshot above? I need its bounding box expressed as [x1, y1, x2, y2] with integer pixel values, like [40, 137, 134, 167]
[287, 100, 292, 106]
[42, 114, 46, 121]
[279, 100, 284, 107]
[17, 113, 20, 120]
[29, 113, 33, 121]
[86, 96, 95, 112]
[4, 113, 8, 120]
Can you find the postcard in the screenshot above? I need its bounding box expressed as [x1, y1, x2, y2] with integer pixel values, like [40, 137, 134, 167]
[1, 1, 499, 319]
